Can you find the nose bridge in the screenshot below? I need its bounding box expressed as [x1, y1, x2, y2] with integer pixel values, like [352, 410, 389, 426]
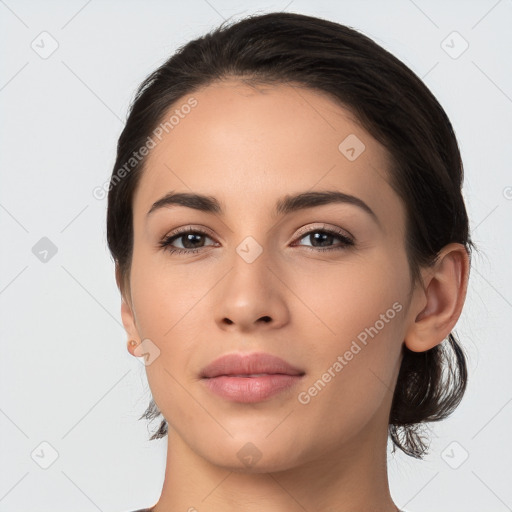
[224, 203, 290, 291]
[214, 230, 289, 329]
[226, 203, 275, 270]
[230, 233, 274, 293]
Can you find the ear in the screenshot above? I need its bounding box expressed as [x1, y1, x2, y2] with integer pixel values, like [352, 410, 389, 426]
[122, 297, 142, 357]
[116, 264, 141, 357]
[405, 243, 470, 352]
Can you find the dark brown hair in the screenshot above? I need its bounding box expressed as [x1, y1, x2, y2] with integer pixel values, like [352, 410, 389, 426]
[106, 11, 475, 459]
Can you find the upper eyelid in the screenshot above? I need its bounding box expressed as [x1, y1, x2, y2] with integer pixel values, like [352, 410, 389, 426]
[294, 223, 353, 240]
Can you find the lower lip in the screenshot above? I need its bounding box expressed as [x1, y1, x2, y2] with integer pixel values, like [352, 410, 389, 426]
[202, 374, 304, 403]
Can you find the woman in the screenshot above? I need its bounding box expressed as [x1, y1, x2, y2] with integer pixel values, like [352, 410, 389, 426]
[107, 11, 473, 512]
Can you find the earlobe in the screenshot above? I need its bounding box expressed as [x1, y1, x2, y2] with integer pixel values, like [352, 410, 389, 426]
[404, 243, 469, 353]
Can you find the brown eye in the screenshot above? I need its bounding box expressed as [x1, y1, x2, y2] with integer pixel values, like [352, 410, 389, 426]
[294, 228, 354, 252]
[159, 229, 216, 255]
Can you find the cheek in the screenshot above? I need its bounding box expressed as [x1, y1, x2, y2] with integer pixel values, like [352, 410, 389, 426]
[291, 251, 409, 343]
[129, 255, 207, 420]
[290, 251, 408, 408]
[289, 260, 407, 449]
[129, 244, 209, 339]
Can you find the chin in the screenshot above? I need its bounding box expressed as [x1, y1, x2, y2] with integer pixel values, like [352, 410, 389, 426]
[198, 436, 305, 474]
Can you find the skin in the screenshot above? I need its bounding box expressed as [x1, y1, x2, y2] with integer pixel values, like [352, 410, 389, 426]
[120, 80, 469, 512]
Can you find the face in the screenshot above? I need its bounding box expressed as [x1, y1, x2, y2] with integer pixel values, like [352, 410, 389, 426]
[123, 80, 417, 472]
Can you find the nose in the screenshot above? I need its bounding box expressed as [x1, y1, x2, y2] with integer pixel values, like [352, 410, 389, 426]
[214, 250, 290, 333]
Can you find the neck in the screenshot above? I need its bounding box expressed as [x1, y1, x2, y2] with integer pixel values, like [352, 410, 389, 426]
[151, 410, 399, 512]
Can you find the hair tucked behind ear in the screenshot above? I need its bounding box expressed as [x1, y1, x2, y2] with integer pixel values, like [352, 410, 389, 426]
[107, 11, 475, 458]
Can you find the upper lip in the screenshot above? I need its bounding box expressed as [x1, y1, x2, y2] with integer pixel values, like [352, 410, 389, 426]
[200, 352, 305, 378]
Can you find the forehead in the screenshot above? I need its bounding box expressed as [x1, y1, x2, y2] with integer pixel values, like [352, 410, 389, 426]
[132, 80, 403, 232]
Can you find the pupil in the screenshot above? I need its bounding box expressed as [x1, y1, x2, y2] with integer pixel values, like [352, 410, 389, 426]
[184, 233, 202, 248]
[312, 232, 332, 247]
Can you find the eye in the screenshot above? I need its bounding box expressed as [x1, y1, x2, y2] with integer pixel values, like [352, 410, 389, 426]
[159, 224, 355, 256]
[159, 228, 217, 255]
[292, 225, 354, 252]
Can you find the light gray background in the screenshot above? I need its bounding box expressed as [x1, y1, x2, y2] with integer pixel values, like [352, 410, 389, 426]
[1, 1, 511, 511]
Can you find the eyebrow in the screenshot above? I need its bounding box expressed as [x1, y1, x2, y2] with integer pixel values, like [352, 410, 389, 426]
[147, 190, 380, 226]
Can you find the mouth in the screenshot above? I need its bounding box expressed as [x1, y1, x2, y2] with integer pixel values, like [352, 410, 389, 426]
[199, 351, 305, 403]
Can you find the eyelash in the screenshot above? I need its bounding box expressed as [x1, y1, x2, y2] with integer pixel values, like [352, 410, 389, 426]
[158, 225, 355, 255]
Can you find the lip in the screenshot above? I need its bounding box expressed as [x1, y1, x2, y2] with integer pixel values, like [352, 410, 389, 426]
[200, 352, 305, 378]
[200, 352, 305, 403]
